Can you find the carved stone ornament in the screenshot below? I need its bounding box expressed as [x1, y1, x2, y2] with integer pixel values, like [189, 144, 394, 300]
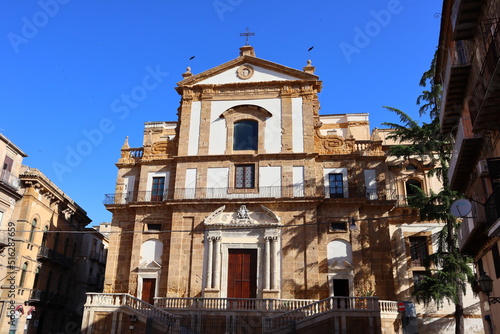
[236, 64, 254, 80]
[324, 138, 344, 149]
[204, 205, 282, 227]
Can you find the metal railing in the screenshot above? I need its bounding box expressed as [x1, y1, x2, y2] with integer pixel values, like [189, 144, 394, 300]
[37, 246, 73, 268]
[104, 186, 397, 204]
[485, 186, 500, 227]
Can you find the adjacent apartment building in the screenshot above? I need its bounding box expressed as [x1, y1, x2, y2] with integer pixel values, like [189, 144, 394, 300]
[436, 0, 500, 333]
[82, 45, 482, 333]
[0, 134, 104, 333]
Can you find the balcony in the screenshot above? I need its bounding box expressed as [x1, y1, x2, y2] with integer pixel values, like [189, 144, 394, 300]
[471, 20, 500, 131]
[37, 246, 73, 268]
[448, 116, 483, 191]
[486, 186, 500, 237]
[104, 186, 397, 205]
[440, 41, 473, 132]
[458, 200, 487, 253]
[0, 169, 20, 190]
[29, 289, 67, 305]
[451, 0, 486, 40]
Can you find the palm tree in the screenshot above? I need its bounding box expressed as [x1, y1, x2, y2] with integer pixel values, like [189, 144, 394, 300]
[382, 54, 474, 334]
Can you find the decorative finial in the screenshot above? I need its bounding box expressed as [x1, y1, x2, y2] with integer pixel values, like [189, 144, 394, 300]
[122, 136, 130, 149]
[182, 67, 193, 78]
[303, 59, 315, 74]
[240, 27, 255, 46]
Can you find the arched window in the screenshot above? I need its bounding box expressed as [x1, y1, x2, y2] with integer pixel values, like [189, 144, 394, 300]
[33, 267, 40, 290]
[41, 226, 48, 248]
[406, 179, 422, 206]
[53, 233, 59, 252]
[19, 262, 28, 287]
[405, 179, 422, 197]
[233, 120, 258, 150]
[29, 219, 37, 243]
[63, 237, 69, 256]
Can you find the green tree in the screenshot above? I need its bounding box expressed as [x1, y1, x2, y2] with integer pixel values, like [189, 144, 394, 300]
[382, 54, 474, 334]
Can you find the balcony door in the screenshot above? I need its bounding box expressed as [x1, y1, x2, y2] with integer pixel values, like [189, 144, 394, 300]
[227, 249, 257, 299]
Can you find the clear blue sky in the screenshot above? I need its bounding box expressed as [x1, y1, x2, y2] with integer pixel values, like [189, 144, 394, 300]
[1, 0, 442, 225]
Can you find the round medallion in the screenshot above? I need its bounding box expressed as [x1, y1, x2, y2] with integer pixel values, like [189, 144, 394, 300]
[237, 64, 254, 80]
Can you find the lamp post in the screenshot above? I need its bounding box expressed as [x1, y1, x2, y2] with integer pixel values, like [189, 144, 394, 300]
[478, 272, 500, 304]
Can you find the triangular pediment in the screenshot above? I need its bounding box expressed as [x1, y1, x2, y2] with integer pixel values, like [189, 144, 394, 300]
[138, 260, 161, 270]
[177, 55, 318, 87]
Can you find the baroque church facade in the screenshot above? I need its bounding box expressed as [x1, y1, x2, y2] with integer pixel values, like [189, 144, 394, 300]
[88, 45, 481, 333]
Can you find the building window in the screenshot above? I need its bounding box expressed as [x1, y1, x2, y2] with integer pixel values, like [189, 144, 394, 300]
[53, 233, 59, 252]
[147, 223, 162, 232]
[409, 236, 428, 267]
[328, 173, 344, 198]
[329, 222, 348, 232]
[235, 164, 255, 189]
[406, 179, 422, 205]
[412, 271, 428, 285]
[63, 237, 69, 256]
[492, 243, 500, 279]
[28, 219, 37, 243]
[233, 120, 258, 151]
[19, 262, 28, 287]
[41, 226, 48, 248]
[151, 177, 165, 202]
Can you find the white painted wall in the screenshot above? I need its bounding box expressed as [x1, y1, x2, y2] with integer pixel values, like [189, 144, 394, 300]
[208, 99, 282, 155]
[188, 101, 201, 156]
[197, 64, 301, 85]
[291, 97, 304, 153]
[185, 168, 197, 199]
[364, 169, 377, 200]
[293, 166, 304, 197]
[259, 166, 281, 197]
[140, 239, 163, 265]
[122, 175, 135, 203]
[323, 167, 349, 198]
[207, 167, 229, 198]
[327, 240, 353, 269]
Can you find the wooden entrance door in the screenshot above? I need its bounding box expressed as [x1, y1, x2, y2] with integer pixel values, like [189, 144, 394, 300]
[142, 278, 156, 305]
[227, 249, 257, 299]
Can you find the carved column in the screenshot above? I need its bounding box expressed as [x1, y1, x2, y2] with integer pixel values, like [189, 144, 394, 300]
[206, 237, 214, 289]
[271, 236, 279, 290]
[213, 236, 221, 289]
[264, 237, 272, 290]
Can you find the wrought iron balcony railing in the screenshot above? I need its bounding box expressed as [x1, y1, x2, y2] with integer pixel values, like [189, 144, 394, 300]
[37, 246, 73, 268]
[104, 186, 397, 204]
[485, 186, 500, 227]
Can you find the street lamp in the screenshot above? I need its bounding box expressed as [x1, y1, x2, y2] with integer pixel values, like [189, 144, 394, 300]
[478, 272, 500, 304]
[349, 217, 359, 231]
